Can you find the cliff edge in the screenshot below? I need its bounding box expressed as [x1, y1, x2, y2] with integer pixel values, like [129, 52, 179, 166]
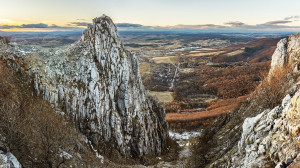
[0, 15, 168, 159]
[211, 34, 300, 168]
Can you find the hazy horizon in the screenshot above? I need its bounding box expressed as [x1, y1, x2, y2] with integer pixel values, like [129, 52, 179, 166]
[1, 0, 300, 32]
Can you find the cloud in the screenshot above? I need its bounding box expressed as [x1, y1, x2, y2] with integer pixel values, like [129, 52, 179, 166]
[68, 22, 90, 27]
[1, 17, 300, 32]
[264, 20, 292, 25]
[0, 25, 18, 29]
[21, 23, 49, 28]
[114, 16, 300, 31]
[169, 24, 227, 29]
[224, 21, 245, 27]
[284, 15, 300, 21]
[76, 19, 87, 21]
[0, 23, 50, 29]
[0, 23, 84, 32]
[50, 24, 60, 28]
[115, 20, 300, 31]
[0, 19, 12, 22]
[116, 23, 144, 28]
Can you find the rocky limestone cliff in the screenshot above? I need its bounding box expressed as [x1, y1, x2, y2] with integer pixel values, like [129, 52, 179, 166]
[0, 150, 22, 168]
[0, 15, 168, 158]
[211, 34, 300, 168]
[0, 37, 10, 45]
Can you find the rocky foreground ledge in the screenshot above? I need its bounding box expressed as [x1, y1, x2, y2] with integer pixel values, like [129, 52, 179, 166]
[0, 15, 168, 158]
[211, 34, 300, 168]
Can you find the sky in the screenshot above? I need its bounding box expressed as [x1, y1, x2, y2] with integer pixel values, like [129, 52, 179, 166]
[1, 0, 300, 32]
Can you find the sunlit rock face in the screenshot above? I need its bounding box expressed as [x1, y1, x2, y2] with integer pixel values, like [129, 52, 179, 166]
[269, 38, 288, 74]
[0, 151, 22, 168]
[232, 34, 300, 168]
[270, 34, 300, 74]
[210, 34, 300, 168]
[234, 93, 299, 168]
[0, 15, 168, 158]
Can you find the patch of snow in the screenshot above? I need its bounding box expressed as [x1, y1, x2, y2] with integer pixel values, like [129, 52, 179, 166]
[169, 130, 201, 143]
[59, 150, 72, 159]
[89, 141, 104, 164]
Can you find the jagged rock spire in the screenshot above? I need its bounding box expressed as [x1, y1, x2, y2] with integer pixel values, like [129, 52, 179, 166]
[0, 15, 168, 158]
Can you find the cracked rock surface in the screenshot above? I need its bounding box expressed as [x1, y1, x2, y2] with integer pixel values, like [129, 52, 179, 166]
[211, 34, 300, 168]
[0, 15, 168, 158]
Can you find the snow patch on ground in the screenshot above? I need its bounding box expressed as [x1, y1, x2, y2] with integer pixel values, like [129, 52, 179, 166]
[169, 130, 201, 146]
[89, 141, 104, 163]
[59, 150, 73, 159]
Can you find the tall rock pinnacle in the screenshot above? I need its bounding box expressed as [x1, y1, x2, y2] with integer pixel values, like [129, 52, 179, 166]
[0, 15, 169, 158]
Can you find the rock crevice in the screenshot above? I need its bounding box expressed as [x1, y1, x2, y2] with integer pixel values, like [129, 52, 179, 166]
[212, 34, 300, 168]
[0, 15, 168, 158]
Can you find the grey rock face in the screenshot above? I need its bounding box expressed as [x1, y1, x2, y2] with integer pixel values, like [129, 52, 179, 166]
[269, 38, 288, 74]
[211, 34, 300, 168]
[0, 37, 10, 45]
[0, 151, 22, 168]
[0, 15, 168, 158]
[233, 93, 299, 168]
[270, 33, 300, 74]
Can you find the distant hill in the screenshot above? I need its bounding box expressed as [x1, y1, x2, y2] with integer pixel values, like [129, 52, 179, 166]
[212, 37, 282, 63]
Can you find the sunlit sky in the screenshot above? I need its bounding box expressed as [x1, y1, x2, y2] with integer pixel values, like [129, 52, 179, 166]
[1, 0, 300, 32]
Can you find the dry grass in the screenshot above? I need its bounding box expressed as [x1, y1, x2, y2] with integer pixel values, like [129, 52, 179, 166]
[185, 51, 224, 57]
[250, 66, 290, 109]
[149, 91, 174, 103]
[226, 49, 244, 56]
[152, 56, 178, 63]
[0, 60, 104, 167]
[166, 105, 232, 121]
[166, 95, 248, 122]
[180, 68, 195, 74]
[139, 62, 150, 76]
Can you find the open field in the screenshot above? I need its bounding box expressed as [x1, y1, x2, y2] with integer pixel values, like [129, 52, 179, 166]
[166, 105, 232, 121]
[166, 95, 247, 121]
[226, 49, 244, 56]
[184, 51, 225, 57]
[149, 91, 174, 103]
[152, 56, 178, 63]
[132, 35, 282, 129]
[139, 62, 150, 76]
[166, 95, 248, 130]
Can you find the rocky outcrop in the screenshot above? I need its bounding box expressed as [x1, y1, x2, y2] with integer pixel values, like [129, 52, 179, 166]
[232, 92, 299, 168]
[0, 36, 10, 45]
[269, 38, 288, 74]
[269, 34, 300, 74]
[0, 151, 22, 168]
[0, 15, 168, 158]
[210, 34, 300, 168]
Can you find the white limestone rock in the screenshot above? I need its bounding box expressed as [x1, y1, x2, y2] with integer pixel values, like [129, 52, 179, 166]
[270, 38, 288, 70]
[0, 15, 168, 158]
[211, 34, 300, 168]
[0, 151, 22, 168]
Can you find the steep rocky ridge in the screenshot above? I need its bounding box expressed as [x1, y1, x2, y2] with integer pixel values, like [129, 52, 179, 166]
[210, 34, 300, 167]
[0, 150, 21, 168]
[0, 15, 168, 159]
